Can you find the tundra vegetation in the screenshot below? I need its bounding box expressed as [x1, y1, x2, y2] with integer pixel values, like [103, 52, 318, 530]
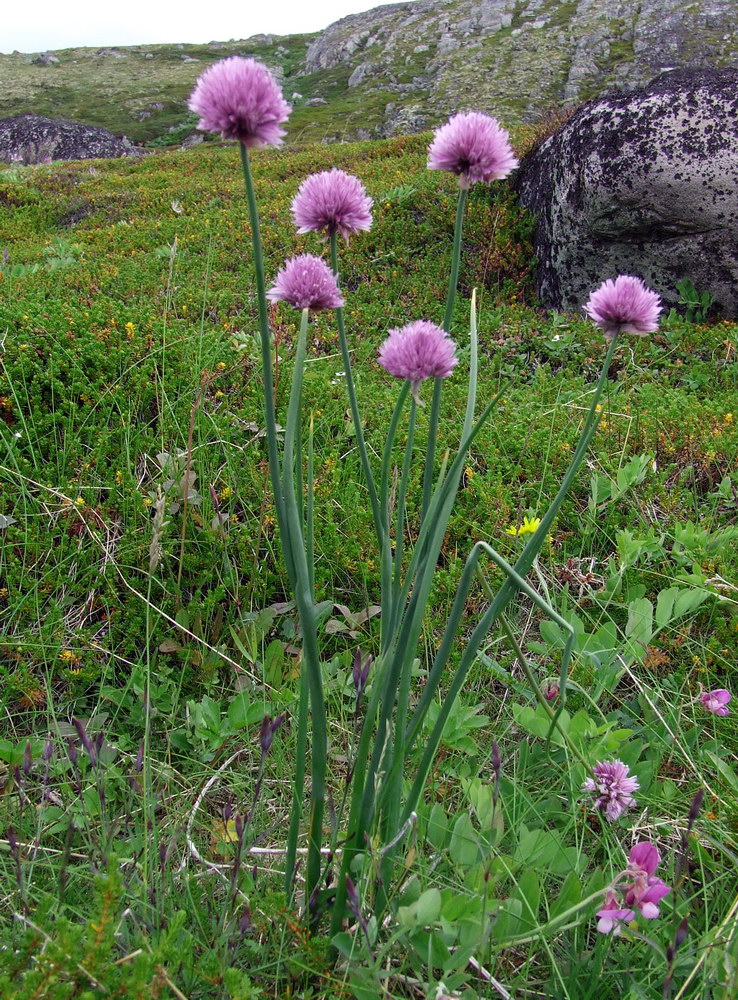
[0, 58, 737, 1000]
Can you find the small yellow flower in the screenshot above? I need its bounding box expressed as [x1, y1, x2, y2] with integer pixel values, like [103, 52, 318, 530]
[725, 413, 733, 423]
[115, 470, 123, 485]
[143, 497, 153, 507]
[214, 390, 224, 399]
[216, 362, 226, 371]
[218, 486, 232, 500]
[125, 321, 135, 337]
[505, 516, 542, 537]
[75, 497, 85, 506]
[504, 516, 554, 543]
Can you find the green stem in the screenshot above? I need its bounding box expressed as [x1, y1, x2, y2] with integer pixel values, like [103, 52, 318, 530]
[330, 233, 384, 544]
[393, 398, 417, 596]
[420, 187, 468, 520]
[238, 142, 294, 588]
[280, 308, 327, 914]
[398, 336, 618, 831]
[285, 654, 309, 900]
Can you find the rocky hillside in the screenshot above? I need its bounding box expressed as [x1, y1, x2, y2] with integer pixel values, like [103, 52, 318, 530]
[1, 0, 736, 146]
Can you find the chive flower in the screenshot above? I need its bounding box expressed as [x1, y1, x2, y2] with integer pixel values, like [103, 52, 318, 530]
[427, 111, 519, 188]
[188, 56, 291, 147]
[582, 759, 639, 822]
[377, 320, 458, 396]
[267, 254, 344, 311]
[583, 275, 662, 341]
[292, 169, 373, 239]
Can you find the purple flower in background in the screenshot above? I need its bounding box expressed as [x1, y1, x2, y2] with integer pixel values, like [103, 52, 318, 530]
[378, 320, 458, 397]
[427, 111, 519, 188]
[292, 169, 373, 239]
[582, 759, 639, 822]
[701, 688, 731, 716]
[267, 254, 344, 311]
[623, 841, 671, 919]
[596, 890, 635, 935]
[188, 57, 291, 147]
[583, 275, 662, 341]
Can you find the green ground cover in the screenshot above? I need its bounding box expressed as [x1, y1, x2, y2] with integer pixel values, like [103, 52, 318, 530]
[0, 132, 737, 998]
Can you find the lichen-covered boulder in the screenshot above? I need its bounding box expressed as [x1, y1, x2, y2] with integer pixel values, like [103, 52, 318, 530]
[515, 68, 738, 317]
[0, 114, 138, 164]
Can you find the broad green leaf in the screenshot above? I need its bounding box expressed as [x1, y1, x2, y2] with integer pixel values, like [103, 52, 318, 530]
[449, 812, 479, 868]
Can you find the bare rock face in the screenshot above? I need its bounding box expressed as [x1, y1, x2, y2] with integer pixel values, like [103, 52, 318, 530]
[31, 52, 60, 66]
[301, 0, 738, 132]
[0, 114, 137, 163]
[515, 68, 738, 317]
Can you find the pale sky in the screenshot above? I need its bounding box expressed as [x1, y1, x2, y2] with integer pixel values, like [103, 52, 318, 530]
[2, 0, 400, 54]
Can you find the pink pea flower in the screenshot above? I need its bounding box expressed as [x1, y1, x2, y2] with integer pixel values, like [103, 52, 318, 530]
[596, 890, 635, 936]
[292, 169, 373, 240]
[623, 842, 671, 919]
[427, 111, 519, 189]
[188, 57, 291, 147]
[582, 759, 639, 823]
[378, 320, 458, 399]
[701, 688, 731, 716]
[267, 255, 344, 311]
[583, 275, 662, 341]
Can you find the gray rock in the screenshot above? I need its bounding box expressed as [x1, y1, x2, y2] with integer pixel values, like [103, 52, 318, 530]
[348, 62, 375, 87]
[381, 103, 428, 136]
[0, 114, 138, 164]
[515, 68, 738, 317]
[32, 52, 59, 66]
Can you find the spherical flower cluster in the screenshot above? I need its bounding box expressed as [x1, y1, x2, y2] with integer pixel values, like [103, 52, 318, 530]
[427, 111, 519, 188]
[582, 759, 639, 823]
[267, 255, 344, 311]
[377, 321, 458, 395]
[596, 842, 671, 935]
[188, 57, 291, 147]
[583, 275, 662, 341]
[292, 169, 373, 239]
[701, 688, 731, 716]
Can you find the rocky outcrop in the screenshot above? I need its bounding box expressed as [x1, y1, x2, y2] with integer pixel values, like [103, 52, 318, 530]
[0, 114, 138, 163]
[515, 68, 738, 317]
[301, 0, 738, 129]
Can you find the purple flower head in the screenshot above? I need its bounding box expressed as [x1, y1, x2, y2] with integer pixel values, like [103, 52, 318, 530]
[583, 275, 662, 341]
[628, 842, 660, 877]
[267, 255, 344, 311]
[292, 169, 373, 239]
[428, 112, 519, 189]
[596, 890, 635, 936]
[188, 57, 291, 147]
[582, 759, 639, 822]
[701, 688, 731, 716]
[378, 320, 458, 398]
[623, 842, 670, 919]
